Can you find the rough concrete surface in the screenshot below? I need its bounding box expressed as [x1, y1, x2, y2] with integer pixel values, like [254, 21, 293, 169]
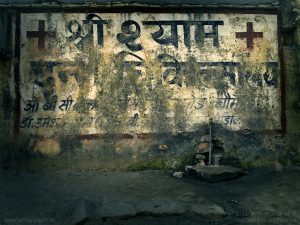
[0, 0, 279, 7]
[0, 168, 299, 225]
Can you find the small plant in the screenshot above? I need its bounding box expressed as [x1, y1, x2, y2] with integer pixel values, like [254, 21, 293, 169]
[175, 152, 195, 170]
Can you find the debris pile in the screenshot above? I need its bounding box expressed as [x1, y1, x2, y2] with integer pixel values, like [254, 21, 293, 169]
[195, 135, 225, 166]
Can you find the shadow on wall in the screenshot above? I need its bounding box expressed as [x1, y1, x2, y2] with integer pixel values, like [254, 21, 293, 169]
[0, 128, 31, 169]
[0, 9, 12, 59]
[1, 121, 300, 171]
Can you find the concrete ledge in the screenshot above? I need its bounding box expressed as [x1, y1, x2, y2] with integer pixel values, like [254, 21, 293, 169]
[186, 165, 245, 182]
[0, 0, 280, 9]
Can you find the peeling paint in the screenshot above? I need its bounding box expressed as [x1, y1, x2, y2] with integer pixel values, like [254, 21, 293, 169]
[17, 12, 281, 138]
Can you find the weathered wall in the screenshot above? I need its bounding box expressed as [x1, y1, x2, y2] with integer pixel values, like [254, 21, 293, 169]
[0, 9, 13, 128]
[0, 0, 299, 169]
[282, 0, 300, 133]
[0, 38, 14, 169]
[19, 13, 280, 136]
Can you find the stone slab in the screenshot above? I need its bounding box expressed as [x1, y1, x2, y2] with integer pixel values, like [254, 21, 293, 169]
[186, 165, 244, 182]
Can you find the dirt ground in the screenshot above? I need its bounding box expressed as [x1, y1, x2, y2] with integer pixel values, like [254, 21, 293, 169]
[0, 167, 299, 225]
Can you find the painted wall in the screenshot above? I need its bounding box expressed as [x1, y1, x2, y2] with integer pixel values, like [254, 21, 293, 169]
[19, 12, 281, 138]
[1, 2, 300, 169]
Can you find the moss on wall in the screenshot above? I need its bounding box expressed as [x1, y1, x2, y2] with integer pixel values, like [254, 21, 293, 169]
[284, 47, 300, 132]
[1, 3, 300, 170]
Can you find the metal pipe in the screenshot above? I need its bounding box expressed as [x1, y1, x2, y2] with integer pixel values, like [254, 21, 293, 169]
[208, 118, 213, 165]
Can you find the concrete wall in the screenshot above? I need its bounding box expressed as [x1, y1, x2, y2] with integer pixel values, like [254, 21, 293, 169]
[282, 0, 300, 133]
[19, 13, 280, 135]
[0, 1, 299, 169]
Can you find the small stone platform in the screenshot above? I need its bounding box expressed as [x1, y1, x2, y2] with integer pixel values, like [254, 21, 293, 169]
[186, 165, 245, 183]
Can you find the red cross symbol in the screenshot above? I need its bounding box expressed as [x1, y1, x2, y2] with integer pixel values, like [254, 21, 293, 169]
[236, 22, 263, 49]
[26, 20, 56, 49]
